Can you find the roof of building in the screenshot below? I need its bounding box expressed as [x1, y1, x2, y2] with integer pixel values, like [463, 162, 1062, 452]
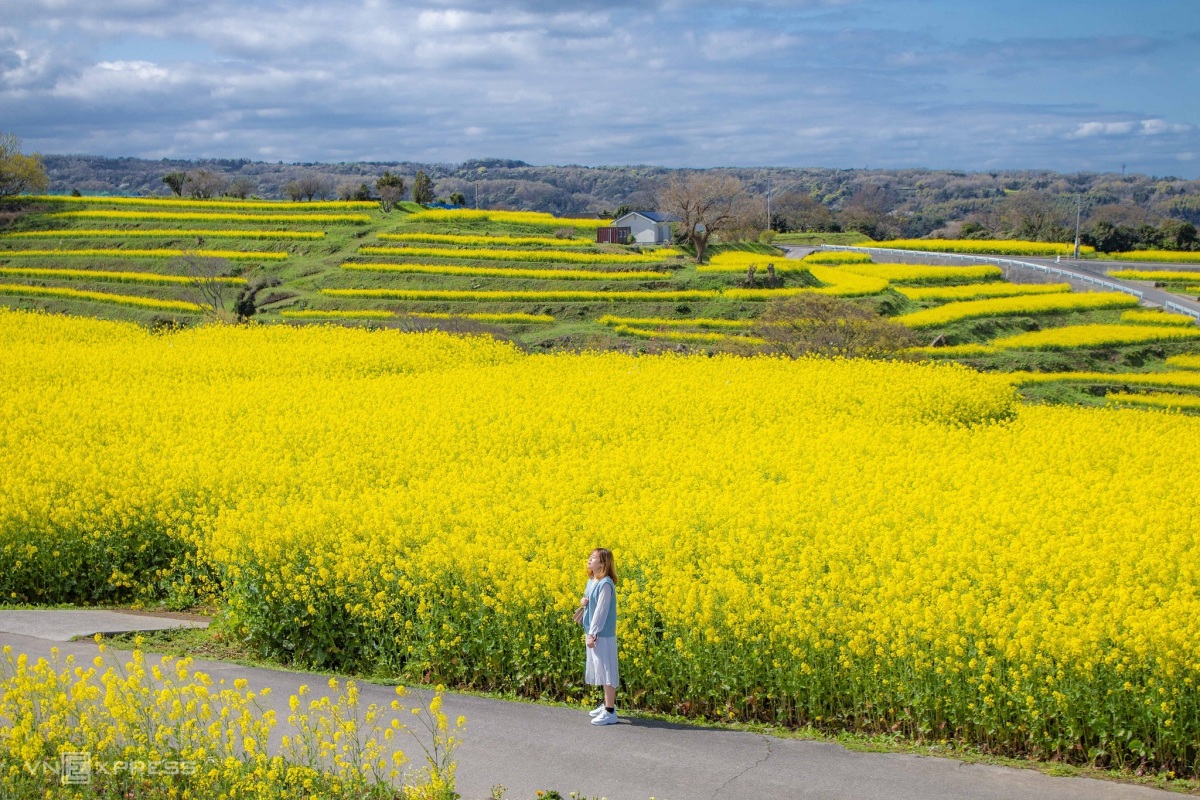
[612, 211, 680, 224]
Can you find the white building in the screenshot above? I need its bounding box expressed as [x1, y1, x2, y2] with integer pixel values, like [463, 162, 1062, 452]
[607, 211, 678, 245]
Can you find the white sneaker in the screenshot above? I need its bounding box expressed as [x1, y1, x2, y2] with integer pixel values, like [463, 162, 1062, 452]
[591, 709, 618, 726]
[588, 704, 607, 717]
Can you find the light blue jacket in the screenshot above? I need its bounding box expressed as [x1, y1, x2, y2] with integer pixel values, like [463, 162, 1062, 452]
[583, 576, 617, 638]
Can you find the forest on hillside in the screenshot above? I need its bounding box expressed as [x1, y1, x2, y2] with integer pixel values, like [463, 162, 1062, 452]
[41, 155, 1200, 250]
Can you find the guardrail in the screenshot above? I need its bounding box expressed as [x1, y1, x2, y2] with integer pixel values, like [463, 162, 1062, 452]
[821, 245, 1145, 299]
[1164, 300, 1200, 320]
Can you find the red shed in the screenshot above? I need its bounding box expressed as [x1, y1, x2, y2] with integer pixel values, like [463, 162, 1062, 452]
[597, 226, 631, 244]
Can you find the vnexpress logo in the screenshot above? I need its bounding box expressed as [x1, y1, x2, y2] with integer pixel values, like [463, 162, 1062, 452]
[61, 752, 91, 785]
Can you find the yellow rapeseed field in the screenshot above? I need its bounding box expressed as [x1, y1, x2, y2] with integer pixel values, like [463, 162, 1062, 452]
[51, 210, 371, 225]
[801, 251, 873, 265]
[1107, 251, 1200, 264]
[803, 266, 889, 296]
[1120, 310, 1197, 326]
[404, 209, 610, 228]
[1, 228, 325, 240]
[340, 263, 671, 281]
[907, 343, 999, 358]
[0, 285, 203, 312]
[990, 323, 1200, 350]
[838, 264, 1002, 285]
[322, 279, 885, 302]
[21, 195, 376, 211]
[896, 292, 1139, 328]
[405, 312, 555, 324]
[1003, 370, 1200, 390]
[696, 251, 802, 272]
[358, 246, 669, 265]
[1166, 354, 1200, 370]
[2, 308, 1200, 773]
[896, 283, 1072, 302]
[378, 233, 593, 248]
[0, 248, 286, 261]
[1109, 269, 1200, 282]
[322, 288, 719, 302]
[0, 641, 459, 797]
[1106, 392, 1200, 411]
[598, 315, 754, 330]
[0, 267, 245, 286]
[871, 239, 1096, 256]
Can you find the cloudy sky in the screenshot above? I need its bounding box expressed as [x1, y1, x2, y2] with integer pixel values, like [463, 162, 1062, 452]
[3, 0, 1198, 175]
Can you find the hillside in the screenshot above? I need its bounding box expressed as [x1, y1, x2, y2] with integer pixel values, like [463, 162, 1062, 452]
[2, 194, 1199, 416]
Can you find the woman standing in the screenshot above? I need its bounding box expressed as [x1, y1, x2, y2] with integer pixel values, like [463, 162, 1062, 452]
[579, 547, 619, 725]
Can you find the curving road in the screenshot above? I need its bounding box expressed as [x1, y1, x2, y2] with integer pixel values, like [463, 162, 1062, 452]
[777, 245, 1200, 322]
[1020, 256, 1200, 318]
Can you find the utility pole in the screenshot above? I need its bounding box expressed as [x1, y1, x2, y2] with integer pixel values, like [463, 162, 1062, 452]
[766, 175, 771, 232]
[1080, 194, 1089, 260]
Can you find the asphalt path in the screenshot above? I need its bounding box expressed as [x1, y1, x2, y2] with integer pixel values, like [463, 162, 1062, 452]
[0, 626, 1173, 800]
[776, 244, 1200, 320]
[1021, 257, 1200, 318]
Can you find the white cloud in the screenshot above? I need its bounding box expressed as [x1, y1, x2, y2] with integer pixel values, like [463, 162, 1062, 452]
[51, 59, 177, 100]
[1, 0, 1197, 176]
[1140, 119, 1190, 136]
[1066, 119, 1194, 141]
[1068, 121, 1137, 139]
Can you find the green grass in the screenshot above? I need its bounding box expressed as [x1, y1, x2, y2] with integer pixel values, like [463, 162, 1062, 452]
[772, 231, 874, 246]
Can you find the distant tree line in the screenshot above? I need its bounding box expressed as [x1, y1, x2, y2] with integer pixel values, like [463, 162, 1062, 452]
[156, 166, 450, 212]
[33, 154, 1200, 252]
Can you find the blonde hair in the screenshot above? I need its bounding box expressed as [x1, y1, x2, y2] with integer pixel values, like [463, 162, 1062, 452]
[589, 547, 618, 585]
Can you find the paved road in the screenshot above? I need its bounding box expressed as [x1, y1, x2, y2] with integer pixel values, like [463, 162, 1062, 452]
[0, 626, 1172, 800]
[0, 609, 209, 641]
[778, 244, 1200, 321]
[1021, 256, 1200, 318]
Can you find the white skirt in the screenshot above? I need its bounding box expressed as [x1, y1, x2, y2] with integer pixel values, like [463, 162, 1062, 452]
[585, 636, 619, 687]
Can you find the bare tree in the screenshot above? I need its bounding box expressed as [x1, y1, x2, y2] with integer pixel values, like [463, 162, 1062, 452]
[225, 176, 257, 199]
[1001, 191, 1068, 241]
[657, 173, 745, 263]
[185, 170, 229, 200]
[377, 186, 401, 212]
[337, 180, 360, 201]
[294, 172, 335, 201]
[720, 194, 768, 243]
[175, 252, 237, 323]
[770, 192, 836, 233]
[282, 180, 305, 202]
[751, 295, 917, 359]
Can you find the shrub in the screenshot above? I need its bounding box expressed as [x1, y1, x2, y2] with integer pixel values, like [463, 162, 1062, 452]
[751, 294, 918, 358]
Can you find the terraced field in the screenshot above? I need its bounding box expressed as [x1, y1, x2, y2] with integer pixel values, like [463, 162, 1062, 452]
[2, 195, 1199, 412]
